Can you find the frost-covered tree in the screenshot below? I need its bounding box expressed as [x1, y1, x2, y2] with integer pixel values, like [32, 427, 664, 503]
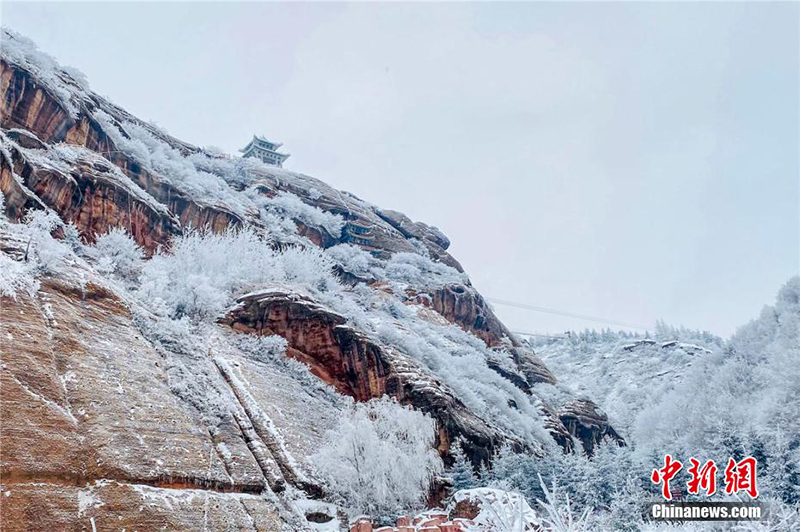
[0, 207, 73, 298]
[88, 227, 144, 285]
[384, 251, 467, 289]
[138, 227, 342, 320]
[259, 191, 344, 238]
[311, 396, 443, 519]
[20, 209, 70, 273]
[62, 222, 84, 254]
[0, 251, 39, 299]
[633, 277, 800, 505]
[448, 440, 477, 491]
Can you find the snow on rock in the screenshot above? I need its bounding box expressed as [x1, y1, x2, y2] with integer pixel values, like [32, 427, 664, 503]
[345, 489, 540, 532]
[532, 329, 723, 435]
[448, 488, 540, 531]
[220, 288, 521, 467]
[1, 129, 180, 252]
[293, 498, 343, 531]
[0, 28, 90, 117]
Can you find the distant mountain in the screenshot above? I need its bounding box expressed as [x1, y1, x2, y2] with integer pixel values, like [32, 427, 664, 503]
[529, 326, 724, 435]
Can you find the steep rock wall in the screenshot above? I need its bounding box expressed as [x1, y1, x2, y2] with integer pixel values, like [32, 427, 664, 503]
[0, 248, 330, 529]
[220, 290, 508, 466]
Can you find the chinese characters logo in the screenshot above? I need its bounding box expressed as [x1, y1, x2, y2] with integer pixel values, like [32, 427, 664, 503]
[651, 455, 758, 500]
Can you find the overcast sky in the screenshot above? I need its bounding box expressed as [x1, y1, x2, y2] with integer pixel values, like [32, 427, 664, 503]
[3, 2, 798, 337]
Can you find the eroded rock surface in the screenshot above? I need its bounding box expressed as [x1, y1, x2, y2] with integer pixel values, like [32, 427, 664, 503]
[1, 130, 180, 251]
[220, 290, 508, 466]
[558, 399, 625, 455]
[0, 242, 332, 529]
[414, 285, 556, 388]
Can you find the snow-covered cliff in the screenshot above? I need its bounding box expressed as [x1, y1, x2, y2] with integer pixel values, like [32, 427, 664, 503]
[0, 28, 622, 531]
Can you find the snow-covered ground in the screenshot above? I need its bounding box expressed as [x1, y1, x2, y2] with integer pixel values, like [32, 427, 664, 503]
[529, 327, 723, 434]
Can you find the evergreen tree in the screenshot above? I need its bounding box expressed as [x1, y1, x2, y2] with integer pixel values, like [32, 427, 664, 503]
[449, 440, 477, 491]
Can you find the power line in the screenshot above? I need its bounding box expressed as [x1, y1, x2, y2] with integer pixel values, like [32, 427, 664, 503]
[511, 330, 569, 339]
[486, 297, 650, 331]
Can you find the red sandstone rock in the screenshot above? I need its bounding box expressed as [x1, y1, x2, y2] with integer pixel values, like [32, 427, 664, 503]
[420, 517, 446, 527]
[350, 517, 373, 532]
[558, 398, 625, 455]
[1, 131, 180, 253]
[0, 271, 288, 530]
[0, 59, 243, 244]
[448, 497, 482, 521]
[220, 290, 510, 466]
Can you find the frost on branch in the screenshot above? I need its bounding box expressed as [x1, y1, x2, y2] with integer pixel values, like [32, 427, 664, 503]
[311, 396, 443, 519]
[137, 227, 341, 320]
[86, 227, 144, 286]
[0, 204, 75, 299]
[259, 191, 344, 239]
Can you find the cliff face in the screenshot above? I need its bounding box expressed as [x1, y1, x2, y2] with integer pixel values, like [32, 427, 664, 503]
[0, 29, 621, 530]
[220, 290, 507, 465]
[0, 257, 292, 530]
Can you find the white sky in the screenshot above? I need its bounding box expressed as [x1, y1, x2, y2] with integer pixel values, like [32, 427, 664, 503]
[3, 2, 798, 337]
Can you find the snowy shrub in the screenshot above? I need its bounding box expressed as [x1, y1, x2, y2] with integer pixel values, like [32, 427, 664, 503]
[19, 209, 71, 273]
[311, 396, 443, 518]
[0, 207, 73, 298]
[255, 209, 304, 241]
[0, 253, 39, 299]
[259, 191, 344, 238]
[384, 251, 467, 289]
[62, 222, 84, 254]
[138, 227, 341, 320]
[87, 227, 144, 285]
[280, 245, 341, 292]
[232, 334, 288, 364]
[325, 243, 378, 279]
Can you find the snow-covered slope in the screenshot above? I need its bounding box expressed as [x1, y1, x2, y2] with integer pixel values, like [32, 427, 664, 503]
[529, 326, 723, 434]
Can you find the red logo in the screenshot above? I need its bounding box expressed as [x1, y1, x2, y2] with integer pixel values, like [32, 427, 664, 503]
[652, 456, 759, 500]
[724, 457, 759, 498]
[687, 458, 718, 496]
[651, 454, 683, 500]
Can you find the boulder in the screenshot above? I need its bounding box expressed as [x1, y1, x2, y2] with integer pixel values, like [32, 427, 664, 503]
[558, 399, 626, 455]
